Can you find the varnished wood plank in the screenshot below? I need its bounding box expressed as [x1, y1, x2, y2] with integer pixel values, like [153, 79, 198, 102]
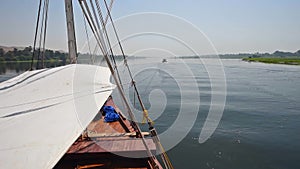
[67, 138, 156, 154]
[59, 97, 158, 169]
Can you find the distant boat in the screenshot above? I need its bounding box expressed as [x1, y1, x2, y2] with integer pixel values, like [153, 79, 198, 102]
[0, 0, 173, 169]
[162, 58, 168, 63]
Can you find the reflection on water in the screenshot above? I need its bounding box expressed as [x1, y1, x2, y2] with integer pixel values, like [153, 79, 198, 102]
[0, 61, 65, 75]
[113, 58, 300, 169]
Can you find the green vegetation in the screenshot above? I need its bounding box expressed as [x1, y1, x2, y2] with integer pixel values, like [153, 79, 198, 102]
[222, 50, 300, 59]
[178, 49, 300, 59]
[242, 57, 300, 65]
[0, 46, 67, 63]
[2, 46, 300, 66]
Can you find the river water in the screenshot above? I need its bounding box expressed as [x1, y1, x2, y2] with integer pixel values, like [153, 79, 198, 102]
[1, 59, 299, 169]
[117, 58, 300, 169]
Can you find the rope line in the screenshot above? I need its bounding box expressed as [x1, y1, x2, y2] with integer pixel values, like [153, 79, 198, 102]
[41, 0, 49, 69]
[79, 1, 174, 168]
[78, 2, 159, 167]
[102, 0, 174, 168]
[78, 0, 158, 162]
[95, 0, 124, 90]
[30, 0, 43, 70]
[82, 13, 93, 64]
[30, 0, 49, 70]
[36, 0, 47, 69]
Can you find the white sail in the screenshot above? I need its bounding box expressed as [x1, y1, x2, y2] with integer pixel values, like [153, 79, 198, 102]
[0, 64, 115, 169]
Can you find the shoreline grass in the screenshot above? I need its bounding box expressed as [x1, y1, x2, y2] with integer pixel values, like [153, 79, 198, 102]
[242, 57, 300, 65]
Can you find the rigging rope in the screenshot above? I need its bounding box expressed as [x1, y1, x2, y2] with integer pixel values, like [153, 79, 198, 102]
[90, 0, 114, 65]
[82, 13, 93, 64]
[103, 0, 152, 123]
[30, 0, 43, 70]
[78, 1, 160, 168]
[104, 0, 114, 24]
[36, 0, 46, 69]
[79, 1, 174, 168]
[31, 0, 49, 70]
[94, 0, 124, 90]
[41, 0, 49, 69]
[94, 0, 128, 113]
[103, 0, 174, 168]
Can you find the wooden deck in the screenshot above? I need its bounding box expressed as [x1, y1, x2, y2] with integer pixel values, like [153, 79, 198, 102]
[54, 96, 158, 169]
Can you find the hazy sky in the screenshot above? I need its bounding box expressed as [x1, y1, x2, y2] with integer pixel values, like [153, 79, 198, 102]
[0, 0, 299, 55]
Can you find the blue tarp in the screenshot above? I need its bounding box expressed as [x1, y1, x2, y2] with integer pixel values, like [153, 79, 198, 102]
[103, 106, 120, 122]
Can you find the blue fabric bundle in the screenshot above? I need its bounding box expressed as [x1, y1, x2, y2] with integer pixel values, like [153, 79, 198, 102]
[103, 106, 120, 122]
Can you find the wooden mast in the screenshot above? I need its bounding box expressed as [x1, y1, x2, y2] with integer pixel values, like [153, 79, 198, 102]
[65, 0, 77, 64]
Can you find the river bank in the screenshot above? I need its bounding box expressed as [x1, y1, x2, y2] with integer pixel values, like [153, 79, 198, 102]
[0, 60, 65, 74]
[242, 57, 300, 65]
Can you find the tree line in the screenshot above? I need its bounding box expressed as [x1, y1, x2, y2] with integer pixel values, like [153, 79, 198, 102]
[0, 46, 67, 63]
[219, 50, 300, 59]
